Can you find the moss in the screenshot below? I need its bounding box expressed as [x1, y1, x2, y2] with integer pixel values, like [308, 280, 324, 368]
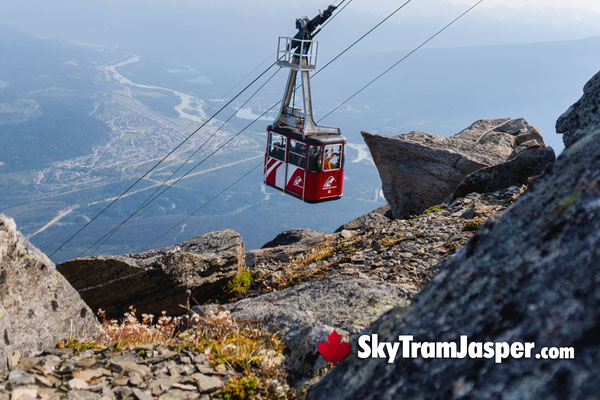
[462, 218, 484, 232]
[423, 205, 443, 214]
[447, 242, 460, 253]
[219, 376, 259, 399]
[226, 270, 254, 295]
[57, 339, 101, 352]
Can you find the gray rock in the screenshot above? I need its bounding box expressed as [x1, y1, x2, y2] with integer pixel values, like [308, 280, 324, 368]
[246, 232, 337, 270]
[261, 228, 325, 248]
[195, 374, 222, 393]
[58, 229, 245, 317]
[0, 214, 98, 371]
[335, 204, 392, 232]
[195, 276, 410, 381]
[452, 146, 555, 199]
[8, 369, 34, 385]
[556, 70, 600, 147]
[308, 99, 600, 398]
[363, 118, 547, 218]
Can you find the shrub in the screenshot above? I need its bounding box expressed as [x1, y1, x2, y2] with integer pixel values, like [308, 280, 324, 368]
[226, 270, 254, 295]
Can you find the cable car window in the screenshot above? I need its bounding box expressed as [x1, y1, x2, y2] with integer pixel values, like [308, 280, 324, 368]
[269, 132, 287, 161]
[307, 145, 322, 172]
[288, 139, 307, 169]
[324, 144, 342, 171]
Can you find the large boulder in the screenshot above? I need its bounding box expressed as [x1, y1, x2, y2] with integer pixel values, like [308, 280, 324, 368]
[363, 118, 549, 218]
[194, 276, 410, 383]
[0, 214, 98, 370]
[556, 70, 600, 148]
[58, 229, 245, 318]
[308, 76, 600, 399]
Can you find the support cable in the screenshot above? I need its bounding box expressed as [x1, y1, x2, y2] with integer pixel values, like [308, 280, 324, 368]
[143, 0, 485, 250]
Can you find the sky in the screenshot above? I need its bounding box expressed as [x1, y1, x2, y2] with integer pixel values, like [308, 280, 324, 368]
[1, 0, 600, 51]
[448, 0, 600, 14]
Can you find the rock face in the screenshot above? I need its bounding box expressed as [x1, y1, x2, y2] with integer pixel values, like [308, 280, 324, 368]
[363, 118, 549, 218]
[58, 230, 245, 318]
[195, 276, 410, 382]
[452, 146, 555, 199]
[556, 70, 600, 147]
[0, 214, 98, 370]
[308, 79, 600, 399]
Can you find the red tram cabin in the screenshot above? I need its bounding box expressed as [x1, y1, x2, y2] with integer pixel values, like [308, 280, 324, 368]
[264, 127, 346, 202]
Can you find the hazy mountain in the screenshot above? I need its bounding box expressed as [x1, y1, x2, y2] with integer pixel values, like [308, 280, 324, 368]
[1, 24, 599, 263]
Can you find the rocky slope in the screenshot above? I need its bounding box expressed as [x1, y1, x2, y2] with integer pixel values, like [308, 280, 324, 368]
[363, 117, 552, 218]
[0, 184, 523, 399]
[0, 214, 99, 371]
[307, 72, 600, 399]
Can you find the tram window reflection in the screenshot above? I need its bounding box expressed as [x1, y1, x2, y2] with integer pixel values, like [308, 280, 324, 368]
[323, 144, 342, 171]
[289, 139, 307, 168]
[308, 146, 322, 172]
[269, 132, 287, 161]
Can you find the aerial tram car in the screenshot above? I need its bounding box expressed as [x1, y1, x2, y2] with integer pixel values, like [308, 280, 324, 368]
[264, 5, 346, 203]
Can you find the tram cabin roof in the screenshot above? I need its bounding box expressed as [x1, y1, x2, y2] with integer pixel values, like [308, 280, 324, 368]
[268, 125, 346, 145]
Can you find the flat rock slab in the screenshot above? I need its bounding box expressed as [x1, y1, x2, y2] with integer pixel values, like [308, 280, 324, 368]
[246, 231, 337, 270]
[363, 117, 547, 218]
[195, 276, 410, 381]
[0, 214, 99, 370]
[58, 230, 245, 318]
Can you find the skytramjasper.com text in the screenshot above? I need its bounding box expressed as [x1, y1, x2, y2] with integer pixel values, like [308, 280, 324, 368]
[357, 335, 575, 364]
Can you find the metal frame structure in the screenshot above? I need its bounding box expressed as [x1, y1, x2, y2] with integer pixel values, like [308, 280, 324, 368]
[273, 37, 341, 138]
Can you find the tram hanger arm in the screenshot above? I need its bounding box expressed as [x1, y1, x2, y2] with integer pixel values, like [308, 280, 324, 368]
[292, 4, 337, 46]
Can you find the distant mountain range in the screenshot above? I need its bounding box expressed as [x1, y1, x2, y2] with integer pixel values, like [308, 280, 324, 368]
[1, 25, 599, 262]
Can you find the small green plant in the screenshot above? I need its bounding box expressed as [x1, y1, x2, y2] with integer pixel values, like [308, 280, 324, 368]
[462, 218, 484, 232]
[423, 205, 443, 214]
[58, 339, 101, 352]
[219, 376, 259, 399]
[226, 270, 254, 295]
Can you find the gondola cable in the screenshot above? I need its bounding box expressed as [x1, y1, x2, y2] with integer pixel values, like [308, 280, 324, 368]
[79, 2, 357, 256]
[318, 0, 484, 123]
[50, 0, 353, 258]
[75, 0, 417, 255]
[49, 57, 278, 258]
[143, 0, 485, 249]
[81, 68, 282, 256]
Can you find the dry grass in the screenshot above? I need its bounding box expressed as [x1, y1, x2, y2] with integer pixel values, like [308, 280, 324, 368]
[462, 218, 485, 232]
[62, 308, 291, 399]
[380, 235, 406, 248]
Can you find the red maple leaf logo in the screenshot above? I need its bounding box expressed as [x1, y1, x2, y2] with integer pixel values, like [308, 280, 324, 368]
[318, 330, 351, 366]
